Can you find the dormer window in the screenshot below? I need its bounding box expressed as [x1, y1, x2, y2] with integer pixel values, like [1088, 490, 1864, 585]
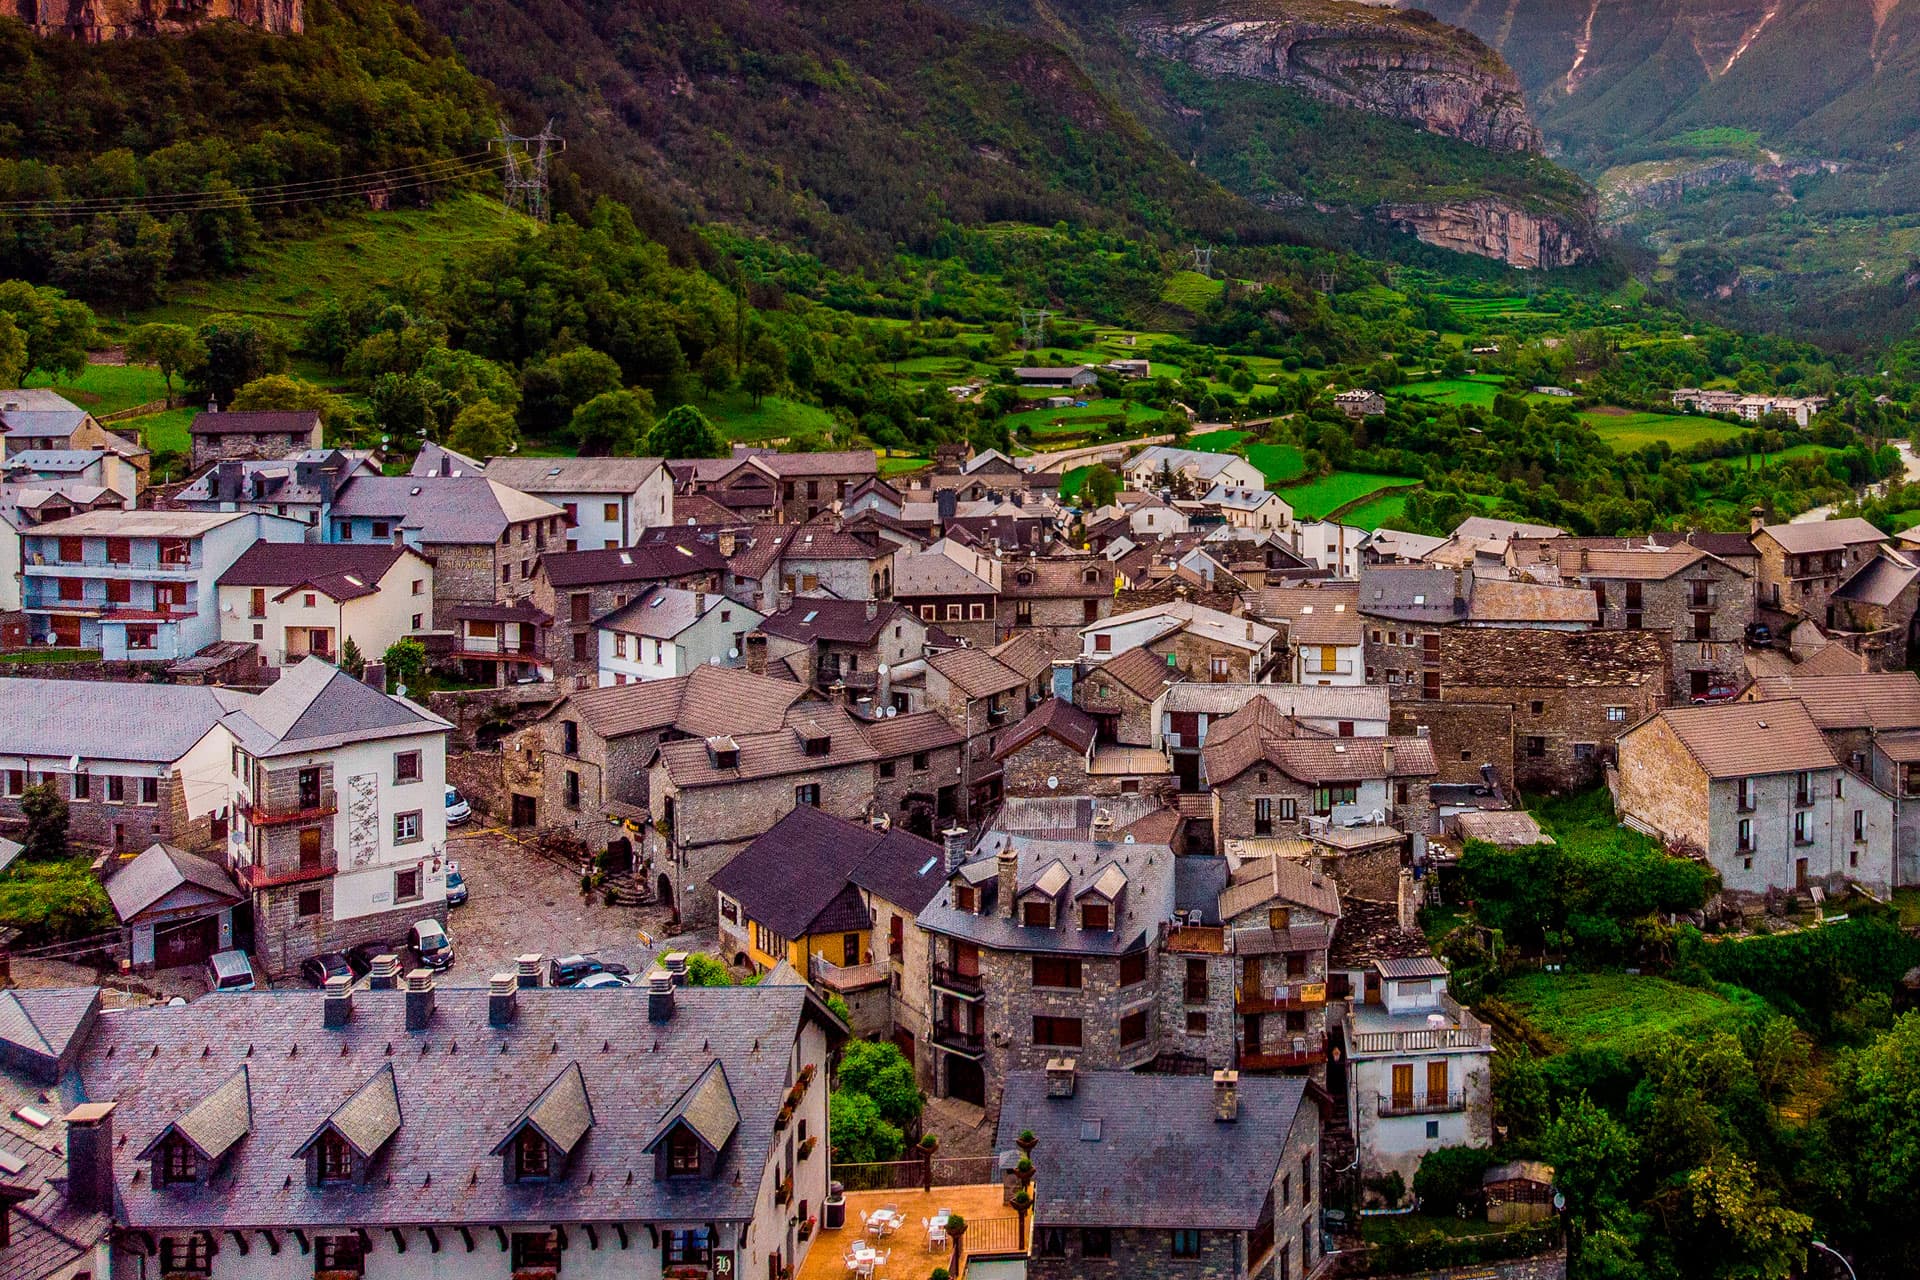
[160, 1137, 196, 1185]
[1080, 902, 1110, 931]
[1022, 900, 1052, 928]
[955, 884, 977, 912]
[515, 1128, 550, 1181]
[318, 1132, 353, 1183]
[667, 1127, 702, 1176]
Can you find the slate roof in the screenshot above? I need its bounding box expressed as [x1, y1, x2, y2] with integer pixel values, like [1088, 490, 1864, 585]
[994, 698, 1097, 761]
[895, 543, 1001, 597]
[189, 410, 320, 438]
[995, 1070, 1308, 1230]
[1001, 558, 1111, 599]
[222, 659, 449, 758]
[919, 831, 1175, 957]
[216, 542, 408, 600]
[1833, 552, 1920, 608]
[1465, 579, 1597, 625]
[139, 1065, 253, 1163]
[1749, 672, 1920, 730]
[559, 665, 806, 741]
[1640, 699, 1837, 779]
[655, 706, 878, 788]
[731, 447, 875, 478]
[106, 844, 243, 923]
[1759, 518, 1887, 555]
[1087, 599, 1275, 652]
[926, 647, 1027, 700]
[1364, 528, 1448, 561]
[0, 1057, 109, 1279]
[482, 456, 665, 494]
[758, 598, 912, 647]
[329, 476, 563, 544]
[595, 586, 713, 640]
[0, 680, 243, 764]
[76, 983, 835, 1229]
[711, 806, 946, 939]
[646, 1060, 739, 1154]
[491, 1061, 594, 1156]
[1358, 565, 1466, 623]
[0, 989, 97, 1065]
[1452, 516, 1565, 541]
[1126, 446, 1254, 483]
[539, 536, 727, 587]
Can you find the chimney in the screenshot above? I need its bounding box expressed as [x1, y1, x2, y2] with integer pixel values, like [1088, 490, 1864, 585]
[1452, 567, 1465, 606]
[1382, 742, 1395, 777]
[718, 530, 737, 558]
[997, 842, 1020, 918]
[942, 826, 970, 874]
[876, 661, 893, 708]
[1213, 1069, 1240, 1122]
[1750, 505, 1765, 535]
[516, 954, 543, 989]
[404, 969, 436, 1031]
[323, 974, 354, 1028]
[369, 953, 402, 990]
[1245, 620, 1254, 641]
[647, 968, 675, 1022]
[489, 973, 518, 1027]
[360, 660, 386, 693]
[662, 952, 689, 984]
[1045, 1057, 1077, 1099]
[1579, 546, 1589, 571]
[1090, 809, 1115, 843]
[64, 1103, 115, 1213]
[694, 590, 706, 615]
[866, 597, 878, 621]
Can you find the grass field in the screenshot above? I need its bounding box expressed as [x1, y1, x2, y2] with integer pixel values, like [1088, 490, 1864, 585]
[696, 390, 838, 443]
[1059, 464, 1094, 501]
[1400, 376, 1507, 408]
[124, 192, 528, 328]
[1161, 270, 1224, 310]
[25, 363, 172, 416]
[1342, 490, 1415, 531]
[1186, 429, 1247, 451]
[124, 406, 195, 458]
[1688, 443, 1840, 471]
[1582, 408, 1746, 451]
[879, 455, 930, 476]
[1280, 471, 1413, 520]
[1500, 971, 1768, 1053]
[1246, 443, 1307, 485]
[1004, 401, 1161, 437]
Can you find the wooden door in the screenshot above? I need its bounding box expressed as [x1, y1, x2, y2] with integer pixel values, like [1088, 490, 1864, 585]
[1796, 858, 1809, 890]
[842, 933, 861, 966]
[1391, 1063, 1414, 1109]
[1426, 1060, 1449, 1104]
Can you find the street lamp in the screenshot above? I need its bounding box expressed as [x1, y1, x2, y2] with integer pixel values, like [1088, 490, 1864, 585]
[1811, 1240, 1857, 1280]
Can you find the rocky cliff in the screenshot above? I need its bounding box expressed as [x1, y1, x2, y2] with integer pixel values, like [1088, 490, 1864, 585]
[1375, 197, 1594, 268]
[5, 0, 301, 40]
[1130, 3, 1542, 152]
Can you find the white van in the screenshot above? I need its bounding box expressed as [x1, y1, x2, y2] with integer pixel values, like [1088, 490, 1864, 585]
[207, 949, 256, 993]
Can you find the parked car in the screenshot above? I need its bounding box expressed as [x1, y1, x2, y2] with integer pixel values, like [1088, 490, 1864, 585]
[445, 862, 468, 906]
[409, 919, 454, 970]
[347, 939, 410, 975]
[548, 955, 630, 988]
[300, 952, 356, 988]
[445, 784, 472, 826]
[207, 949, 256, 993]
[1746, 621, 1774, 648]
[1691, 683, 1739, 705]
[571, 971, 632, 990]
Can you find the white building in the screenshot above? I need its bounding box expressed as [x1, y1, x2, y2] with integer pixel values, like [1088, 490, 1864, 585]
[1204, 483, 1292, 532]
[483, 456, 676, 549]
[217, 542, 435, 668]
[1335, 958, 1493, 1183]
[1291, 518, 1367, 578]
[1123, 445, 1266, 493]
[597, 587, 764, 686]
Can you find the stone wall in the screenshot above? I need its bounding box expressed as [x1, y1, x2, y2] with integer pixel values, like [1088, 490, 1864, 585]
[872, 744, 964, 835]
[432, 542, 502, 612]
[189, 428, 315, 470]
[252, 883, 443, 980]
[999, 734, 1091, 797]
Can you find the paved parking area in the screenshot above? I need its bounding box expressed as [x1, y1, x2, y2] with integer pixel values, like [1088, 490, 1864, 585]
[442, 827, 716, 982]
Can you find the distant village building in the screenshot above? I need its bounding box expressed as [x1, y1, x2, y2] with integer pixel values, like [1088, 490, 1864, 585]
[1014, 366, 1099, 390]
[1334, 389, 1387, 418]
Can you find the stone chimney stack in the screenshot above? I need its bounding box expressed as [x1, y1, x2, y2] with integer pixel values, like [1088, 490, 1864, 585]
[997, 842, 1020, 918]
[1750, 505, 1765, 535]
[64, 1103, 115, 1214]
[1045, 1057, 1077, 1099]
[1382, 742, 1395, 777]
[404, 969, 436, 1031]
[662, 952, 690, 984]
[323, 974, 354, 1028]
[694, 590, 706, 616]
[489, 973, 518, 1027]
[942, 826, 970, 874]
[1090, 809, 1114, 843]
[369, 953, 402, 991]
[1213, 1069, 1240, 1123]
[1452, 567, 1466, 607]
[866, 597, 878, 621]
[718, 530, 737, 558]
[516, 954, 544, 989]
[648, 968, 676, 1022]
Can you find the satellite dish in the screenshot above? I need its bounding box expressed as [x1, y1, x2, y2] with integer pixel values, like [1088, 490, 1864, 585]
[394, 684, 408, 698]
[877, 663, 891, 677]
[1047, 775, 1059, 790]
[885, 706, 898, 718]
[67, 754, 80, 773]
[728, 647, 740, 659]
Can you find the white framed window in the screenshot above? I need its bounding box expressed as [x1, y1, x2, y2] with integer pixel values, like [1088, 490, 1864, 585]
[394, 811, 422, 845]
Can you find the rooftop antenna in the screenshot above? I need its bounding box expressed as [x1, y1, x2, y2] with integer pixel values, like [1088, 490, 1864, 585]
[492, 119, 565, 224]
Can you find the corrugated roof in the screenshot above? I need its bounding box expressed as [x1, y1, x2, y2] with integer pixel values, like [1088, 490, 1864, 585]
[1643, 699, 1837, 779]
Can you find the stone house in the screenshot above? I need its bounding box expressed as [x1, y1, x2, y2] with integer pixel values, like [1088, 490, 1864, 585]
[669, 453, 781, 520]
[998, 1065, 1324, 1280]
[1335, 957, 1494, 1184]
[21, 508, 306, 659]
[594, 586, 761, 686]
[894, 538, 1002, 646]
[1074, 643, 1186, 746]
[737, 447, 878, 523]
[752, 597, 927, 696]
[1161, 683, 1391, 792]
[1000, 556, 1114, 641]
[995, 697, 1174, 802]
[1615, 698, 1895, 898]
[509, 664, 808, 862]
[646, 706, 881, 927]
[186, 408, 323, 468]
[1359, 565, 1461, 699]
[216, 541, 434, 669]
[223, 660, 453, 979]
[987, 630, 1066, 709]
[914, 828, 1175, 1117]
[922, 646, 1031, 813]
[1388, 627, 1670, 793]
[863, 711, 967, 839]
[1080, 600, 1279, 684]
[0, 679, 238, 854]
[1202, 700, 1438, 843]
[1334, 388, 1387, 418]
[1752, 517, 1887, 626]
[528, 533, 728, 680]
[63, 978, 845, 1280]
[722, 518, 895, 615]
[1825, 549, 1920, 670]
[711, 805, 944, 1056]
[1538, 540, 1755, 702]
[325, 475, 567, 614]
[173, 448, 379, 531]
[479, 455, 675, 550]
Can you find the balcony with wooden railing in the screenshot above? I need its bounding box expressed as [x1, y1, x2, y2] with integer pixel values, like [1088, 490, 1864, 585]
[1236, 980, 1328, 1015]
[1238, 1033, 1326, 1071]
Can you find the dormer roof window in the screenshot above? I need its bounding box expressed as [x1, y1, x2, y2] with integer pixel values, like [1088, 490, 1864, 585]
[138, 1065, 252, 1188]
[293, 1063, 400, 1187]
[706, 735, 740, 770]
[491, 1062, 593, 1184]
[645, 1059, 739, 1181]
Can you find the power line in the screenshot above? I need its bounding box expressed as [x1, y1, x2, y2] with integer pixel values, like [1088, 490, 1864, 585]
[492, 120, 563, 224]
[0, 159, 504, 221]
[0, 151, 499, 215]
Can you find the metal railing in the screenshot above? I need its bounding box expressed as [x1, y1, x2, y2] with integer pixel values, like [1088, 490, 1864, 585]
[1379, 1090, 1467, 1117]
[931, 963, 984, 996]
[932, 1022, 985, 1053]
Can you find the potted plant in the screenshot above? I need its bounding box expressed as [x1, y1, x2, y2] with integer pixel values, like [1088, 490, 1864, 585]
[1015, 1129, 1038, 1155]
[1010, 1190, 1033, 1246]
[798, 1216, 816, 1242]
[800, 1063, 817, 1086]
[918, 1134, 940, 1154]
[799, 1135, 818, 1161]
[775, 1176, 793, 1206]
[1015, 1155, 1034, 1186]
[775, 1103, 793, 1131]
[944, 1213, 967, 1275]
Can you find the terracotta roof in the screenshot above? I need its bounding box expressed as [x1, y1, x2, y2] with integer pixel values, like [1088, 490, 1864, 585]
[731, 447, 875, 478]
[656, 706, 879, 787]
[860, 710, 965, 757]
[1096, 644, 1185, 701]
[1749, 672, 1920, 730]
[561, 665, 807, 740]
[1793, 643, 1869, 677]
[1640, 699, 1837, 779]
[673, 494, 741, 524]
[1556, 543, 1710, 581]
[1217, 854, 1341, 922]
[1759, 518, 1886, 555]
[1262, 736, 1438, 785]
[926, 647, 1026, 699]
[1465, 579, 1597, 625]
[988, 630, 1062, 681]
[1249, 583, 1364, 645]
[994, 698, 1097, 761]
[1872, 730, 1920, 764]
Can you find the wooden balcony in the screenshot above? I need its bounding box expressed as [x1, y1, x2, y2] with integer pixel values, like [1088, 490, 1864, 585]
[1236, 981, 1327, 1015]
[244, 788, 337, 827]
[1239, 1035, 1326, 1071]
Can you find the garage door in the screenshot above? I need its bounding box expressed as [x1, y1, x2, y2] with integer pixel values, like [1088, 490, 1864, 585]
[155, 916, 217, 969]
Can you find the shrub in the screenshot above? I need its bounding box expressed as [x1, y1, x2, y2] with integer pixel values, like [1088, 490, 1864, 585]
[682, 953, 735, 986]
[1412, 1146, 1497, 1216]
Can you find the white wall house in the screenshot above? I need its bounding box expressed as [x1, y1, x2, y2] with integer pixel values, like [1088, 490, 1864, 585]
[484, 457, 677, 549]
[1291, 518, 1367, 578]
[217, 543, 434, 668]
[1124, 445, 1266, 493]
[597, 588, 764, 686]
